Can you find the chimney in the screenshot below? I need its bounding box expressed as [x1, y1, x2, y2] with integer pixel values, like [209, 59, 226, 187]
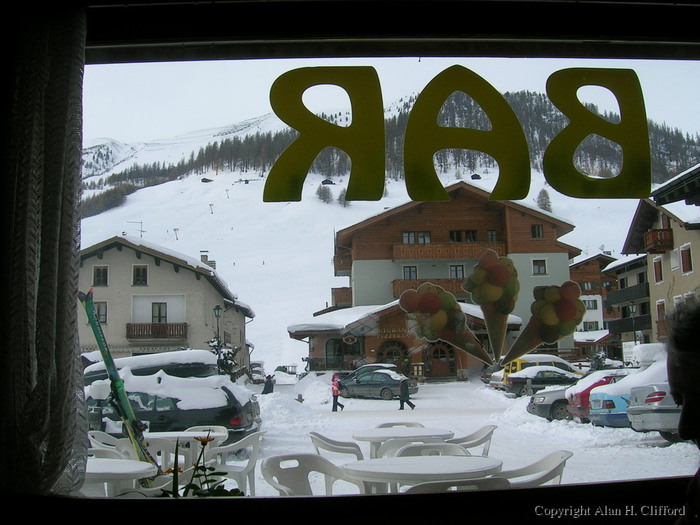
[200, 250, 216, 269]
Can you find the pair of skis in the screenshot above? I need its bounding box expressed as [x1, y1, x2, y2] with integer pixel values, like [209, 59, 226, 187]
[79, 289, 161, 478]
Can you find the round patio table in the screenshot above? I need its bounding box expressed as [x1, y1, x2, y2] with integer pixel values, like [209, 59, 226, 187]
[343, 455, 503, 493]
[85, 457, 158, 497]
[352, 427, 455, 458]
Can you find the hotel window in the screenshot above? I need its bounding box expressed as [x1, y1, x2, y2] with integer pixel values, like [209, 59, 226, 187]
[583, 299, 598, 310]
[653, 257, 663, 283]
[449, 230, 477, 243]
[583, 321, 600, 331]
[403, 266, 418, 280]
[532, 259, 547, 275]
[152, 302, 168, 323]
[531, 224, 544, 239]
[95, 301, 108, 324]
[450, 265, 465, 279]
[670, 248, 679, 270]
[487, 230, 498, 242]
[93, 265, 108, 286]
[417, 231, 431, 244]
[402, 231, 415, 244]
[681, 244, 693, 273]
[133, 265, 148, 286]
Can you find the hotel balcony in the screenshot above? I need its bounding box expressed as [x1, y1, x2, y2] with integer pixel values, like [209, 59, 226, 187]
[393, 278, 469, 299]
[126, 322, 188, 340]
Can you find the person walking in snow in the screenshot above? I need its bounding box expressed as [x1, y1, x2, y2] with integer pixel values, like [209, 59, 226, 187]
[261, 375, 274, 394]
[667, 303, 700, 524]
[331, 374, 344, 412]
[398, 378, 415, 410]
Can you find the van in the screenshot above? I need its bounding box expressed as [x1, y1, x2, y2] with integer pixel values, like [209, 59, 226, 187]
[500, 353, 584, 385]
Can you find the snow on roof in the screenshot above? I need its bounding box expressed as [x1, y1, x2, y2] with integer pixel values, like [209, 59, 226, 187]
[590, 359, 668, 397]
[573, 330, 610, 343]
[287, 300, 521, 335]
[509, 365, 580, 379]
[84, 348, 217, 373]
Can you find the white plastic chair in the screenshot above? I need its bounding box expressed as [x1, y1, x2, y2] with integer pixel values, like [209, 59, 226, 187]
[403, 477, 511, 494]
[115, 466, 196, 498]
[88, 430, 120, 450]
[395, 442, 471, 457]
[498, 450, 574, 488]
[185, 425, 230, 448]
[205, 431, 266, 496]
[116, 437, 191, 470]
[88, 447, 127, 459]
[446, 425, 498, 456]
[261, 453, 365, 496]
[375, 422, 425, 428]
[376, 437, 444, 458]
[309, 432, 364, 460]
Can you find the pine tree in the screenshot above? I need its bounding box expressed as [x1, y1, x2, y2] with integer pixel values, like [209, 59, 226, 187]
[537, 188, 552, 212]
[316, 184, 333, 204]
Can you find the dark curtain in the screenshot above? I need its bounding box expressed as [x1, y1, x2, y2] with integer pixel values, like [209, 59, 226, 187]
[0, 7, 88, 494]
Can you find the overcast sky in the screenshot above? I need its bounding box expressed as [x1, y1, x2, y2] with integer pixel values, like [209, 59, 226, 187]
[83, 57, 700, 144]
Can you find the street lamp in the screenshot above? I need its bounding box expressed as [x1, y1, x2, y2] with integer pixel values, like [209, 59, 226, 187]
[213, 304, 222, 358]
[628, 303, 637, 345]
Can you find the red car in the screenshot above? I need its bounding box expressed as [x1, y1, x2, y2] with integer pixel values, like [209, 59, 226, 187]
[565, 369, 632, 422]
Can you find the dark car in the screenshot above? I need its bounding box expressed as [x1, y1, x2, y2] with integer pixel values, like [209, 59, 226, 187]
[85, 353, 261, 444]
[339, 368, 418, 400]
[527, 387, 571, 421]
[626, 382, 682, 442]
[505, 366, 581, 397]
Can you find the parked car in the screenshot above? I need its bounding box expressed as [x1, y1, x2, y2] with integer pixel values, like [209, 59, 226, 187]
[505, 365, 581, 397]
[498, 353, 585, 388]
[480, 363, 503, 385]
[84, 348, 219, 386]
[339, 368, 418, 400]
[340, 363, 399, 384]
[527, 386, 571, 421]
[565, 369, 633, 422]
[626, 382, 682, 442]
[488, 369, 505, 391]
[589, 358, 668, 428]
[84, 350, 262, 443]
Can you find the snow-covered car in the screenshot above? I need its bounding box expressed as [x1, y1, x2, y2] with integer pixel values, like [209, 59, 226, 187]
[340, 363, 399, 384]
[339, 368, 418, 400]
[565, 369, 633, 422]
[526, 386, 571, 421]
[84, 349, 220, 386]
[589, 353, 668, 428]
[488, 369, 505, 390]
[84, 350, 262, 443]
[626, 382, 682, 442]
[500, 353, 585, 386]
[504, 365, 581, 397]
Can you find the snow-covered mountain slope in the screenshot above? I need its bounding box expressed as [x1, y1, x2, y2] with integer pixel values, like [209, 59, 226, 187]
[80, 141, 645, 372]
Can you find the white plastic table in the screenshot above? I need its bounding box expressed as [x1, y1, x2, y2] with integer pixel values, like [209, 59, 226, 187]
[343, 455, 503, 493]
[85, 457, 158, 497]
[352, 427, 455, 458]
[143, 430, 229, 465]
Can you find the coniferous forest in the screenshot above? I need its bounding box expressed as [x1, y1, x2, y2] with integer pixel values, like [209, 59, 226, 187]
[80, 90, 700, 218]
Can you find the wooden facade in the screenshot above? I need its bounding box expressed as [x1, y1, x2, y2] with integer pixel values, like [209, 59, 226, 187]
[296, 181, 583, 379]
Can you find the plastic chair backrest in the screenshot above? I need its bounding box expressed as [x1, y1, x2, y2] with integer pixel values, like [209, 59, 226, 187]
[376, 437, 444, 458]
[88, 447, 127, 459]
[88, 430, 120, 449]
[144, 437, 191, 470]
[446, 425, 498, 456]
[375, 422, 425, 428]
[499, 450, 574, 488]
[395, 442, 471, 457]
[309, 432, 364, 460]
[261, 453, 364, 496]
[403, 477, 511, 494]
[205, 431, 266, 496]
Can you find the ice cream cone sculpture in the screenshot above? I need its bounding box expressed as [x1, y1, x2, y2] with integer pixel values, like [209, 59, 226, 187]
[461, 249, 519, 362]
[399, 282, 493, 365]
[501, 281, 586, 365]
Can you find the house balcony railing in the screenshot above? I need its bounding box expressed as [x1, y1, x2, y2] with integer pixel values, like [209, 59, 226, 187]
[393, 278, 468, 298]
[644, 229, 673, 253]
[604, 282, 649, 307]
[392, 241, 506, 261]
[606, 314, 652, 335]
[126, 322, 188, 340]
[333, 254, 352, 275]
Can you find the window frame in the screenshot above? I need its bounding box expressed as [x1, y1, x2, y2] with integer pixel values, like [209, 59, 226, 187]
[92, 265, 109, 286]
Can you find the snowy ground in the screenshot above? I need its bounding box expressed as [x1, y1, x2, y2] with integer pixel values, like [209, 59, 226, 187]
[240, 375, 698, 497]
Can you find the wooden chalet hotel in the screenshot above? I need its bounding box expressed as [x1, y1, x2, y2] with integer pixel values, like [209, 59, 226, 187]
[289, 181, 582, 380]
